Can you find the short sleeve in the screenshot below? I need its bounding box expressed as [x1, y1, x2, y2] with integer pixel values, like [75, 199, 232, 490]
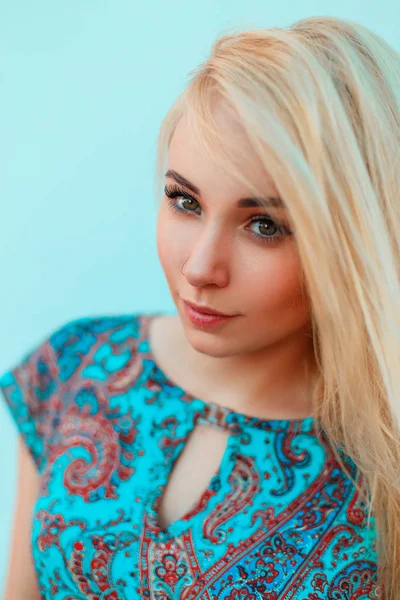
[0, 333, 61, 474]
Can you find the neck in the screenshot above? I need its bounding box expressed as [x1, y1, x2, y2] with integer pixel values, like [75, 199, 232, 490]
[175, 315, 317, 420]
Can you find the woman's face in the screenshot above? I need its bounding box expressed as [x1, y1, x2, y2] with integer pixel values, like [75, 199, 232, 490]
[156, 102, 312, 360]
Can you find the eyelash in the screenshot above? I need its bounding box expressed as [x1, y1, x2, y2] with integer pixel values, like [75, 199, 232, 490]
[164, 184, 292, 245]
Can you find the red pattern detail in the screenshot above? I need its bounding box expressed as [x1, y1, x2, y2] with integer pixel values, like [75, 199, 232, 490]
[203, 454, 260, 544]
[47, 393, 136, 501]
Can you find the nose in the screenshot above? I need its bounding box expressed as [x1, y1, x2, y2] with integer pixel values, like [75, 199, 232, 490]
[181, 227, 230, 288]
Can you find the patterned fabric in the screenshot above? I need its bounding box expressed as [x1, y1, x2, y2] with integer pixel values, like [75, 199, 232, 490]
[0, 313, 380, 599]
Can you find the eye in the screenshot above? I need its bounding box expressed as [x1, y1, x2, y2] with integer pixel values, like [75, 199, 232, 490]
[164, 184, 293, 245]
[165, 185, 199, 211]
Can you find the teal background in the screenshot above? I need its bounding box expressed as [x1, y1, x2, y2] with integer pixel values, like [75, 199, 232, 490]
[0, 1, 398, 593]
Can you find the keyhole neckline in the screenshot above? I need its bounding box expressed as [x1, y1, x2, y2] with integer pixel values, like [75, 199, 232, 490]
[145, 423, 240, 541]
[138, 312, 318, 435]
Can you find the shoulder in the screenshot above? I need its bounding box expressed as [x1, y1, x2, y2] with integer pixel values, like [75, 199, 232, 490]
[49, 312, 142, 346]
[0, 312, 147, 394]
[46, 312, 147, 384]
[0, 312, 149, 472]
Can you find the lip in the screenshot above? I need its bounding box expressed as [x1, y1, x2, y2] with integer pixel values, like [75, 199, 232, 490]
[182, 300, 237, 327]
[182, 299, 233, 317]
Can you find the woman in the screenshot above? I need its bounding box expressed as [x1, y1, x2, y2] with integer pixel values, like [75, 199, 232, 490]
[1, 14, 399, 599]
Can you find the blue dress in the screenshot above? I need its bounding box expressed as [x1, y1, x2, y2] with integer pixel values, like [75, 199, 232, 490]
[0, 313, 380, 599]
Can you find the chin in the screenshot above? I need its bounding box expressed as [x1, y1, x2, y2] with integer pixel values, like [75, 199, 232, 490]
[182, 326, 235, 358]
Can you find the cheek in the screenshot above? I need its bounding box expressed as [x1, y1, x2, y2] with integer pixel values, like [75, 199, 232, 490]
[156, 209, 189, 274]
[241, 247, 307, 312]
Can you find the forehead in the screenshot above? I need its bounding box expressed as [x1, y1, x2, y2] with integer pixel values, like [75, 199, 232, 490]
[167, 105, 279, 199]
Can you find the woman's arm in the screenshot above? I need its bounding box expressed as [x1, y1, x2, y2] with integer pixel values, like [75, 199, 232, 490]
[2, 437, 41, 600]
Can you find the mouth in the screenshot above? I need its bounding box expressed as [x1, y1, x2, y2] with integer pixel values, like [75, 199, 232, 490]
[182, 299, 234, 317]
[182, 299, 238, 328]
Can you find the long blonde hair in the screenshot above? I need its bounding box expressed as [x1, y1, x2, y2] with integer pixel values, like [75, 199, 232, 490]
[154, 16, 400, 597]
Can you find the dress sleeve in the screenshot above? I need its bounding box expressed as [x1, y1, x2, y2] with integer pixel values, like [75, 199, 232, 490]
[0, 332, 62, 474]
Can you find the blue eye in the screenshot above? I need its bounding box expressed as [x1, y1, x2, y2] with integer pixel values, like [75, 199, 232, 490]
[164, 184, 293, 245]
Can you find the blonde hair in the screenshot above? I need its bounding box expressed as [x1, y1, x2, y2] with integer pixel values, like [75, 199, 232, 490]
[154, 15, 400, 597]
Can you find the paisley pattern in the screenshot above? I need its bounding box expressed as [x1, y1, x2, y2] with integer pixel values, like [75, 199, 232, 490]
[0, 313, 382, 599]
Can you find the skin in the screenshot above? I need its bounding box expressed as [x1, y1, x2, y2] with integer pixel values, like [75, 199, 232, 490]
[156, 101, 317, 419]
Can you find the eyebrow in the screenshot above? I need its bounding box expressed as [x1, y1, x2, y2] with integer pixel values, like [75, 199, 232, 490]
[164, 169, 285, 209]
